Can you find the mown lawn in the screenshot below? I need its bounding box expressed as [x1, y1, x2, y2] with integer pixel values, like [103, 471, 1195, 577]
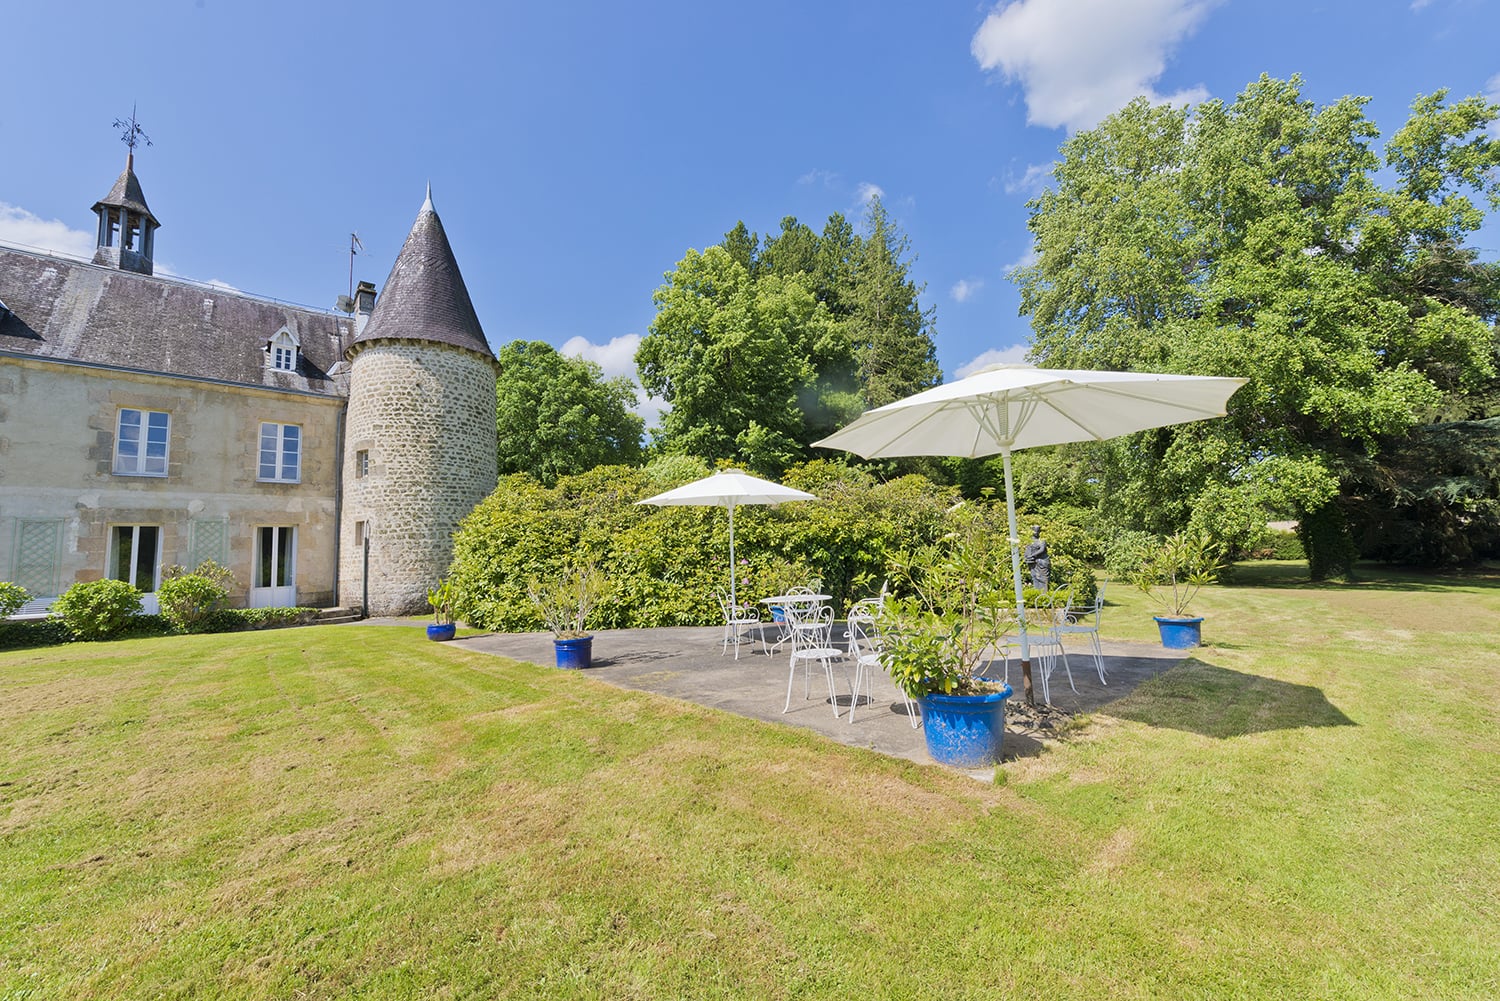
[2, 563, 1497, 999]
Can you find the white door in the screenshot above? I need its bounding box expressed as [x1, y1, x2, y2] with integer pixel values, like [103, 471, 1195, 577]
[250, 526, 297, 608]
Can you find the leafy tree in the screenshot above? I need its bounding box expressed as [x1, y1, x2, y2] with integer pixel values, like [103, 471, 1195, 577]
[637, 246, 829, 463]
[1016, 75, 1500, 576]
[495, 340, 644, 485]
[721, 221, 760, 275]
[845, 197, 942, 409]
[760, 216, 819, 278]
[647, 201, 943, 469]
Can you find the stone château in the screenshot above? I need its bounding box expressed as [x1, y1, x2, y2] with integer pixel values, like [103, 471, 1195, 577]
[0, 155, 499, 616]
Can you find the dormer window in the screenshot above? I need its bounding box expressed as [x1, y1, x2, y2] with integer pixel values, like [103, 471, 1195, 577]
[268, 328, 300, 372]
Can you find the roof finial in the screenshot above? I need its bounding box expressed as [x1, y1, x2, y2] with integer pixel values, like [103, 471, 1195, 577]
[112, 103, 152, 169]
[422, 182, 434, 213]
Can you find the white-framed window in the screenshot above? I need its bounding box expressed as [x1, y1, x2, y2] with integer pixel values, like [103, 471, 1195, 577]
[268, 328, 300, 372]
[258, 422, 301, 483]
[114, 408, 170, 477]
[111, 524, 162, 592]
[355, 449, 370, 478]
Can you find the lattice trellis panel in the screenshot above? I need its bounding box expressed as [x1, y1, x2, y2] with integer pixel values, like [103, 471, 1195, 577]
[12, 520, 61, 597]
[189, 519, 229, 569]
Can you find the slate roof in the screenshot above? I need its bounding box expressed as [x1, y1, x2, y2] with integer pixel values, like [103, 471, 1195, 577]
[91, 155, 159, 227]
[349, 192, 494, 362]
[0, 245, 349, 397]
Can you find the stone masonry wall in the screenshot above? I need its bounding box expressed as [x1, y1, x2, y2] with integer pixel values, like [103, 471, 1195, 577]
[339, 342, 497, 616]
[0, 356, 341, 608]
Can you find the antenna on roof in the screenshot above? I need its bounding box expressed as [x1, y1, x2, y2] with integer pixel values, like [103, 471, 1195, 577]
[347, 231, 364, 299]
[112, 103, 152, 167]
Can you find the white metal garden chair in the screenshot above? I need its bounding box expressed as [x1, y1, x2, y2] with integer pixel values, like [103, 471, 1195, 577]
[1017, 597, 1074, 705]
[844, 606, 919, 727]
[783, 603, 847, 717]
[1054, 582, 1107, 685]
[717, 591, 766, 660]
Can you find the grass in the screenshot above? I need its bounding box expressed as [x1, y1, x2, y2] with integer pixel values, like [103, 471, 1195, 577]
[2, 562, 1498, 999]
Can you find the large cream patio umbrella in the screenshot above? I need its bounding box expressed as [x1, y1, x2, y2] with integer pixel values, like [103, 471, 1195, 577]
[637, 469, 817, 609]
[814, 365, 1246, 704]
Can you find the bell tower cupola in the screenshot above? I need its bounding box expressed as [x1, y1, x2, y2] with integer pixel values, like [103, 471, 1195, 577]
[93, 110, 160, 275]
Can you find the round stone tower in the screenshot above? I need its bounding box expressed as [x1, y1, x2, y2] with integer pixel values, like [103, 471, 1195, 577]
[339, 189, 498, 616]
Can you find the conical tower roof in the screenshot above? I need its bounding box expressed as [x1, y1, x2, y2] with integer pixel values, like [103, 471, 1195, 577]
[348, 189, 493, 360]
[91, 153, 159, 227]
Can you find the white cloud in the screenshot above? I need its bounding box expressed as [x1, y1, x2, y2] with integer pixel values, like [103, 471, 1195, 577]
[1004, 248, 1039, 275]
[1409, 0, 1435, 10]
[955, 344, 1031, 380]
[1003, 162, 1054, 196]
[798, 168, 839, 187]
[561, 333, 639, 379]
[559, 333, 670, 428]
[0, 202, 95, 259]
[950, 279, 984, 303]
[855, 182, 885, 206]
[971, 0, 1218, 131]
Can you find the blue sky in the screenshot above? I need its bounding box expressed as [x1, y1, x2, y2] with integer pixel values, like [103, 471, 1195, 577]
[3, 0, 1497, 428]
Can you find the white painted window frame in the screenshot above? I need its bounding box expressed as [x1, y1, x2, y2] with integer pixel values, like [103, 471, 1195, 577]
[258, 422, 302, 483]
[114, 408, 170, 477]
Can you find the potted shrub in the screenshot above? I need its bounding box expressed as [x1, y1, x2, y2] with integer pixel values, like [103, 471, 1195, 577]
[527, 559, 608, 669]
[878, 512, 1014, 768]
[1130, 532, 1224, 648]
[427, 579, 457, 641]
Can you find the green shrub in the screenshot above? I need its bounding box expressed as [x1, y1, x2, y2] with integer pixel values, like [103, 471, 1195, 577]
[1103, 530, 1160, 583]
[446, 462, 1118, 630]
[218, 607, 320, 631]
[117, 614, 174, 639]
[158, 561, 236, 633]
[1266, 529, 1306, 561]
[51, 579, 143, 641]
[0, 617, 72, 650]
[0, 581, 29, 619]
[448, 461, 964, 631]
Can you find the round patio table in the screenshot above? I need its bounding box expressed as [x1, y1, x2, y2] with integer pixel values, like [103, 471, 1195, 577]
[760, 594, 832, 653]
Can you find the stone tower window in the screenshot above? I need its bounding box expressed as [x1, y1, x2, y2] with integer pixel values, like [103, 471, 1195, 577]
[355, 449, 370, 478]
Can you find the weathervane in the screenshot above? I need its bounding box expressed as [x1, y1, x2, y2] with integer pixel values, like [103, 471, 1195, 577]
[112, 104, 152, 163]
[348, 232, 364, 300]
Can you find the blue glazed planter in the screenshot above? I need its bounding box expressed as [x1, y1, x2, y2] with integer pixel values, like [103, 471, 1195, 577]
[1154, 616, 1203, 649]
[426, 622, 456, 642]
[917, 682, 1013, 768]
[554, 635, 593, 670]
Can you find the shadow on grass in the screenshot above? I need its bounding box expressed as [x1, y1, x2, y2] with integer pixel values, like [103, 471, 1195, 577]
[1225, 561, 1500, 593]
[1106, 658, 1355, 739]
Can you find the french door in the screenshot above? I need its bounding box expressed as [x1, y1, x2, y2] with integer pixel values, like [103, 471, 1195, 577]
[111, 524, 162, 614]
[249, 526, 297, 608]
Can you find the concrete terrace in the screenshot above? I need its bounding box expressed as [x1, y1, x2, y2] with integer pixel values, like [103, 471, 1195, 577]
[444, 625, 1188, 768]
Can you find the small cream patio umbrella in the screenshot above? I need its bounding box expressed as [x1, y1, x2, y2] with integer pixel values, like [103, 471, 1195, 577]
[814, 365, 1246, 705]
[636, 469, 817, 609]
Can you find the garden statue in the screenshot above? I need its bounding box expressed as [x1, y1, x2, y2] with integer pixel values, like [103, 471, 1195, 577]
[1023, 525, 1050, 590]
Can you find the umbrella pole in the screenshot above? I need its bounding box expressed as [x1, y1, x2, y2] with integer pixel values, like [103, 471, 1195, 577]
[1001, 448, 1035, 706]
[727, 502, 737, 609]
